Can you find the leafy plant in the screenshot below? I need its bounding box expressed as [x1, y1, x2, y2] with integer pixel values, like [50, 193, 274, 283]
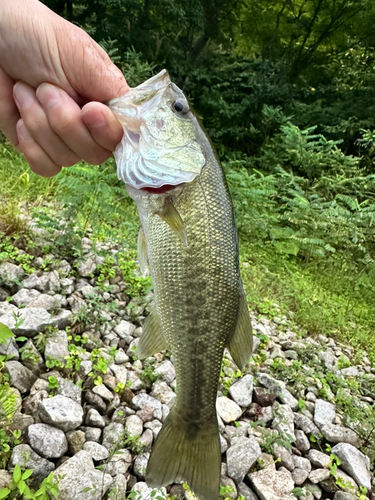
[0, 466, 59, 499]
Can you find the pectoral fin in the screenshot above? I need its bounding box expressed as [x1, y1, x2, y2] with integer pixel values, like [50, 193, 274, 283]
[137, 227, 148, 277]
[227, 290, 253, 370]
[156, 197, 187, 246]
[136, 307, 169, 358]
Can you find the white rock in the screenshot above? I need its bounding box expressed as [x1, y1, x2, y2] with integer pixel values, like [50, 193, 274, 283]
[216, 396, 242, 423]
[54, 450, 112, 500]
[314, 399, 335, 428]
[83, 441, 109, 461]
[38, 395, 83, 432]
[248, 468, 294, 500]
[229, 374, 254, 407]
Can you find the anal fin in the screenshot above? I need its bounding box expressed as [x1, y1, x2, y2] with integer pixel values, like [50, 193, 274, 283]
[227, 289, 253, 370]
[136, 307, 169, 358]
[156, 197, 187, 246]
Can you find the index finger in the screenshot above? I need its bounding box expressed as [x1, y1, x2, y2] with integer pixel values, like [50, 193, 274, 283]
[0, 65, 20, 147]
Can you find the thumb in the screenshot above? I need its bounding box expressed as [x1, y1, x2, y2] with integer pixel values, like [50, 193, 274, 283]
[59, 27, 129, 103]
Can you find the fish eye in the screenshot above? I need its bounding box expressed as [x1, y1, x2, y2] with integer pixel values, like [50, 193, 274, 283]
[172, 99, 189, 115]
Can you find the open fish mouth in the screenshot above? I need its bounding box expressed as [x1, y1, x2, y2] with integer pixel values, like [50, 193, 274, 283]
[109, 70, 205, 191]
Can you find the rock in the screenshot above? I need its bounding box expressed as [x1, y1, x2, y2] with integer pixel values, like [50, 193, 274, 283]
[114, 320, 136, 338]
[54, 450, 112, 500]
[27, 423, 68, 458]
[248, 468, 294, 500]
[238, 483, 260, 500]
[92, 383, 114, 402]
[0, 470, 12, 489]
[229, 375, 254, 407]
[320, 424, 359, 447]
[272, 444, 295, 472]
[22, 274, 42, 290]
[110, 363, 128, 384]
[272, 403, 295, 442]
[252, 387, 277, 407]
[86, 408, 106, 428]
[85, 391, 107, 413]
[114, 348, 129, 364]
[216, 396, 242, 423]
[0, 307, 51, 337]
[292, 456, 311, 473]
[134, 452, 149, 479]
[11, 288, 41, 306]
[83, 441, 109, 461]
[333, 493, 357, 500]
[295, 430, 310, 452]
[105, 448, 132, 476]
[331, 443, 371, 490]
[53, 309, 73, 329]
[220, 476, 237, 499]
[0, 338, 19, 360]
[9, 444, 54, 484]
[294, 413, 320, 438]
[339, 366, 359, 377]
[320, 349, 337, 370]
[78, 257, 98, 277]
[127, 370, 143, 391]
[66, 430, 86, 455]
[20, 340, 44, 374]
[307, 450, 331, 469]
[150, 381, 176, 407]
[102, 422, 125, 451]
[309, 469, 330, 484]
[5, 360, 37, 393]
[139, 429, 153, 449]
[85, 427, 102, 443]
[125, 415, 143, 438]
[132, 482, 167, 500]
[132, 394, 163, 420]
[314, 399, 335, 428]
[108, 474, 127, 499]
[154, 360, 176, 384]
[0, 301, 17, 316]
[257, 374, 298, 410]
[80, 284, 98, 298]
[27, 293, 60, 310]
[0, 262, 24, 284]
[44, 330, 69, 364]
[291, 468, 309, 485]
[38, 395, 83, 432]
[227, 436, 262, 483]
[55, 376, 82, 404]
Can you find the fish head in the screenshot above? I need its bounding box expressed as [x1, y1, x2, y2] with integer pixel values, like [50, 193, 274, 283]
[109, 70, 206, 191]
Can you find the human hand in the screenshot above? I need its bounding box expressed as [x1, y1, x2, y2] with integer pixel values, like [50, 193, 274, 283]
[0, 0, 129, 176]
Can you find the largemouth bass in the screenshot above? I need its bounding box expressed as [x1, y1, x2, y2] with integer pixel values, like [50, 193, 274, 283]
[109, 70, 252, 500]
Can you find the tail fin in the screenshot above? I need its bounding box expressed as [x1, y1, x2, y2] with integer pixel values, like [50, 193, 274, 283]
[146, 408, 220, 500]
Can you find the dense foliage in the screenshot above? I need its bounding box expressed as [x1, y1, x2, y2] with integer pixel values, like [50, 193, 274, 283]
[2, 0, 375, 357]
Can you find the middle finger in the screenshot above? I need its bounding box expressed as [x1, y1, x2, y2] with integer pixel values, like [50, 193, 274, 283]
[13, 81, 80, 167]
[36, 83, 112, 165]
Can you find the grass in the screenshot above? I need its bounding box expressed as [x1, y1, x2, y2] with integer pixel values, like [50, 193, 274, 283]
[240, 241, 375, 361]
[1, 141, 375, 362]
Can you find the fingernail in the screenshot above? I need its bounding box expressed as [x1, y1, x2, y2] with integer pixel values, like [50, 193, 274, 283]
[82, 108, 106, 129]
[17, 119, 33, 142]
[36, 83, 63, 109]
[13, 82, 34, 109]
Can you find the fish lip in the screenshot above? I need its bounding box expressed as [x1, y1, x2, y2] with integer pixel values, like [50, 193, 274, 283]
[108, 70, 171, 111]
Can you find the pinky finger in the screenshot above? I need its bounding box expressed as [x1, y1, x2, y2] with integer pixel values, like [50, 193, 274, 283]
[17, 119, 62, 177]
